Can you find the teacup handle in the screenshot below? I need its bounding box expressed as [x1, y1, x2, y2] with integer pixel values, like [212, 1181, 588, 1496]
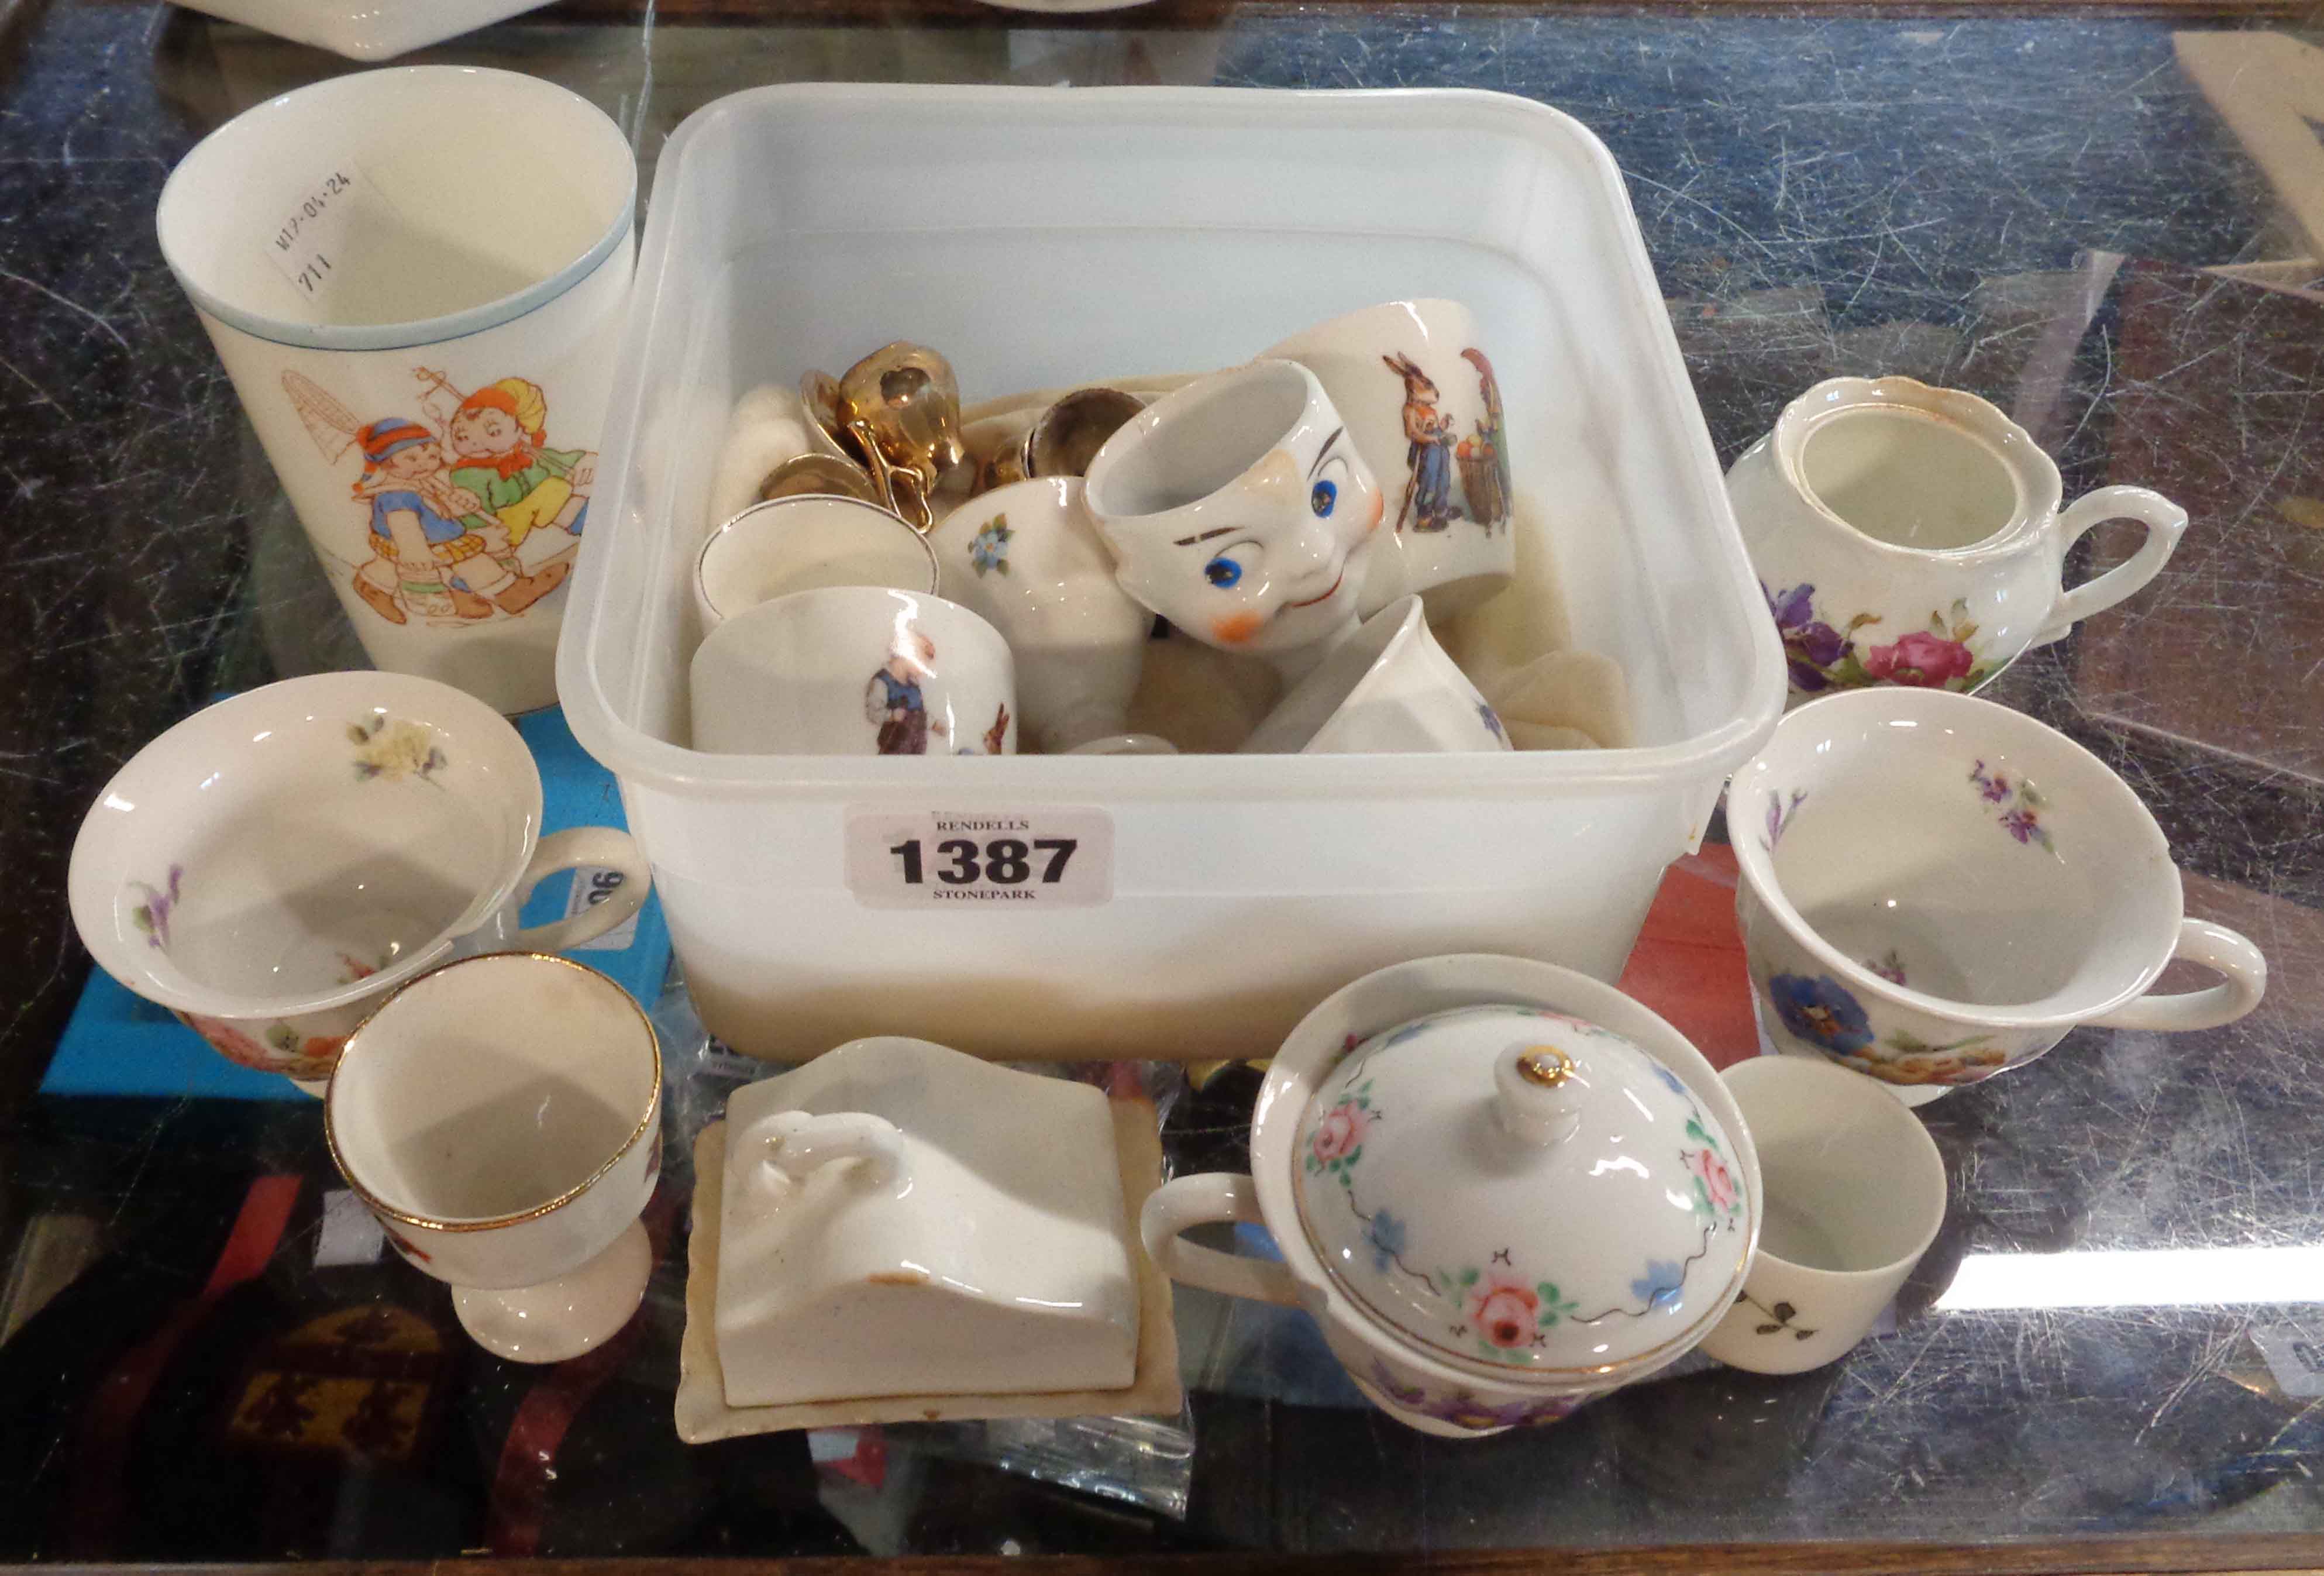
[508, 827, 652, 954]
[2032, 486, 2187, 647]
[1139, 1172, 1300, 1307]
[2087, 918, 2267, 1033]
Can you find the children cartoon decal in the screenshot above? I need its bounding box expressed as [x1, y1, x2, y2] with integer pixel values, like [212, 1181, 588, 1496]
[1384, 353, 1458, 534]
[281, 368, 588, 628]
[419, 369, 594, 549]
[865, 626, 949, 756]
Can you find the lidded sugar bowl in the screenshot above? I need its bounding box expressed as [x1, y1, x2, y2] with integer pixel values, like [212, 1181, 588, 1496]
[1142, 954, 1759, 1436]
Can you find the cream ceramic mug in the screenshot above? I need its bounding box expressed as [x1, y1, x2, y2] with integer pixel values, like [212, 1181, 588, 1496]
[1728, 377, 2186, 701]
[156, 67, 637, 714]
[1696, 1057, 1947, 1374]
[68, 672, 650, 1092]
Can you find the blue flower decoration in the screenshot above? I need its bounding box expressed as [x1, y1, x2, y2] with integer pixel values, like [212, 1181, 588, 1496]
[968, 516, 1012, 577]
[1631, 1258, 1686, 1312]
[1768, 972, 1875, 1054]
[1649, 1062, 1687, 1097]
[1381, 1017, 1436, 1049]
[1364, 1209, 1408, 1273]
[1478, 702, 1505, 742]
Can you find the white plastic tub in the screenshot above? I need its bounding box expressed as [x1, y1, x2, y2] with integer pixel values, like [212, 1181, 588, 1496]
[559, 84, 1785, 1061]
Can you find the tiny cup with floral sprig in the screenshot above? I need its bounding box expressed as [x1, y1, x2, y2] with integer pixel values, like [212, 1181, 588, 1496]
[1141, 954, 1758, 1437]
[69, 672, 649, 1093]
[927, 477, 1151, 753]
[1730, 376, 2187, 704]
[1733, 688, 2266, 1106]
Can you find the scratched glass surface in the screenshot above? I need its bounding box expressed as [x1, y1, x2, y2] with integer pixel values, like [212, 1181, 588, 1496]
[0, 0, 2319, 1558]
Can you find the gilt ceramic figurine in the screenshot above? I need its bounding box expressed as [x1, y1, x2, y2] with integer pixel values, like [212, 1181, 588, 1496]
[1083, 360, 1382, 686]
[1728, 376, 2186, 703]
[1142, 955, 1757, 1437]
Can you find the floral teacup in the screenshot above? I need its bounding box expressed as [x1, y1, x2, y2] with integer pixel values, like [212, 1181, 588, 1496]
[1728, 377, 2187, 703]
[69, 672, 650, 1091]
[1731, 688, 2266, 1104]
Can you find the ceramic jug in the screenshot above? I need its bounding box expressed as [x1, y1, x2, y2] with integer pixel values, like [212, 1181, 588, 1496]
[1727, 377, 2185, 700]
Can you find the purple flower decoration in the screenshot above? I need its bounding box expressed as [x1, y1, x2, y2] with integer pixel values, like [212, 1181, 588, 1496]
[1970, 759, 2012, 803]
[1762, 787, 1807, 851]
[1768, 971, 1876, 1054]
[129, 865, 183, 951]
[2002, 808, 2042, 844]
[1765, 581, 1850, 693]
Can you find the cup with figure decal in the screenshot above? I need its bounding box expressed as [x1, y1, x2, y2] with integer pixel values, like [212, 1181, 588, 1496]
[154, 66, 638, 714]
[1732, 687, 2266, 1106]
[1261, 300, 1519, 619]
[67, 671, 651, 1093]
[1083, 360, 1382, 688]
[690, 586, 1017, 757]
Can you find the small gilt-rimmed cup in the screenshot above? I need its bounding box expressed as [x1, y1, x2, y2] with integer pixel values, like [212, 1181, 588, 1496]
[325, 952, 663, 1364]
[67, 672, 650, 1093]
[1697, 1057, 1945, 1375]
[696, 495, 939, 631]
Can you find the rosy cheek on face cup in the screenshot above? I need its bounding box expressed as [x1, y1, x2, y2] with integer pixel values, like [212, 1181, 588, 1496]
[1211, 610, 1265, 646]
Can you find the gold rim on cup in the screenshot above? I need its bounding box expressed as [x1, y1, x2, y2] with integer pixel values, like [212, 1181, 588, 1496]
[322, 951, 662, 1234]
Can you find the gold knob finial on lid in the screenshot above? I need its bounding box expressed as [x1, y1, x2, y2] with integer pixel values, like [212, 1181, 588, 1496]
[1516, 1046, 1575, 1088]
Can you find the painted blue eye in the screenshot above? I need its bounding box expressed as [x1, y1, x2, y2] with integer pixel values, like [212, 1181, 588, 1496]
[1311, 480, 1338, 517]
[1204, 556, 1243, 589]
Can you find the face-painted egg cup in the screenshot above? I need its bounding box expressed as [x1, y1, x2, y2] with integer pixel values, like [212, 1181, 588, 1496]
[1083, 360, 1385, 686]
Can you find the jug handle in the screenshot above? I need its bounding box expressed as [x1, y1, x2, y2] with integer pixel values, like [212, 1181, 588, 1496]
[1139, 1173, 1300, 1307]
[2087, 918, 2267, 1033]
[2032, 486, 2187, 647]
